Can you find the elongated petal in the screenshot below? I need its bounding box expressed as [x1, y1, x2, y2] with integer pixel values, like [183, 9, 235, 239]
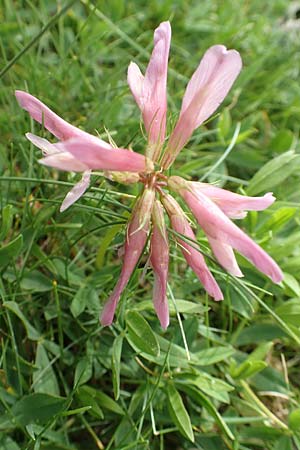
[169, 178, 283, 283]
[27, 133, 87, 171]
[207, 236, 243, 277]
[161, 194, 223, 300]
[162, 45, 242, 168]
[60, 170, 91, 212]
[192, 182, 275, 219]
[39, 153, 88, 172]
[16, 91, 110, 147]
[128, 22, 171, 159]
[150, 200, 169, 328]
[101, 189, 155, 326]
[127, 62, 144, 109]
[57, 138, 153, 173]
[26, 132, 61, 156]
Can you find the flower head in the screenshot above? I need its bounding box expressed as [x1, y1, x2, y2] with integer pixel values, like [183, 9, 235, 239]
[16, 21, 283, 328]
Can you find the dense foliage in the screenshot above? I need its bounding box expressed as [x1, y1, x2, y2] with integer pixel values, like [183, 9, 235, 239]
[1, 1, 300, 449]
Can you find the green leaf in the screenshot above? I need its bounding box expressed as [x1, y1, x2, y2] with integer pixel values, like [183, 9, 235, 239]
[273, 437, 293, 450]
[237, 323, 288, 345]
[177, 384, 234, 440]
[275, 299, 300, 327]
[257, 207, 297, 235]
[282, 273, 300, 298]
[136, 299, 208, 315]
[33, 343, 60, 396]
[247, 151, 300, 195]
[77, 386, 123, 416]
[195, 346, 235, 365]
[218, 108, 232, 140]
[3, 301, 41, 340]
[76, 386, 104, 419]
[0, 234, 23, 268]
[0, 204, 14, 240]
[0, 435, 21, 450]
[247, 342, 273, 361]
[288, 408, 300, 432]
[230, 360, 267, 380]
[12, 393, 66, 426]
[95, 224, 122, 269]
[20, 271, 53, 292]
[269, 129, 294, 153]
[252, 366, 289, 394]
[112, 335, 123, 400]
[70, 285, 88, 318]
[74, 357, 93, 388]
[175, 371, 233, 403]
[95, 390, 124, 415]
[70, 285, 100, 317]
[126, 310, 160, 357]
[167, 383, 194, 442]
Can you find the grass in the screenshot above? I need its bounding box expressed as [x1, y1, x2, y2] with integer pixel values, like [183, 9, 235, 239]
[1, 0, 300, 449]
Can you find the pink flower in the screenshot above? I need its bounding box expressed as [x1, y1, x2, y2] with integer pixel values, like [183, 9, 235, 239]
[161, 45, 242, 169]
[189, 182, 275, 219]
[15, 90, 152, 211]
[128, 22, 171, 162]
[101, 188, 155, 326]
[161, 193, 223, 300]
[168, 176, 282, 283]
[16, 21, 283, 328]
[150, 200, 169, 329]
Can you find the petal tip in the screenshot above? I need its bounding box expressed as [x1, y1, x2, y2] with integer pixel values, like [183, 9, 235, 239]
[15, 89, 28, 107]
[100, 305, 115, 327]
[272, 269, 284, 284]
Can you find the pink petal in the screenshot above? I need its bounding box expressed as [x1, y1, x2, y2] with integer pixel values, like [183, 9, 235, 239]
[150, 200, 169, 328]
[39, 152, 88, 172]
[207, 236, 243, 277]
[26, 132, 61, 156]
[101, 188, 155, 326]
[60, 170, 91, 212]
[128, 21, 171, 160]
[57, 138, 153, 173]
[16, 91, 110, 147]
[161, 194, 223, 301]
[169, 177, 283, 283]
[162, 45, 242, 169]
[127, 62, 144, 109]
[192, 182, 275, 219]
[26, 132, 88, 171]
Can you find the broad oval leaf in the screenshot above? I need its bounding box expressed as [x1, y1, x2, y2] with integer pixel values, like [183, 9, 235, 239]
[20, 270, 53, 292]
[12, 393, 67, 426]
[195, 346, 235, 365]
[247, 151, 300, 195]
[33, 343, 60, 396]
[167, 383, 194, 442]
[74, 357, 93, 388]
[126, 310, 160, 357]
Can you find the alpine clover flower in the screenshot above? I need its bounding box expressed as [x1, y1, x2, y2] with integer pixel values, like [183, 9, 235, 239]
[16, 21, 283, 329]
